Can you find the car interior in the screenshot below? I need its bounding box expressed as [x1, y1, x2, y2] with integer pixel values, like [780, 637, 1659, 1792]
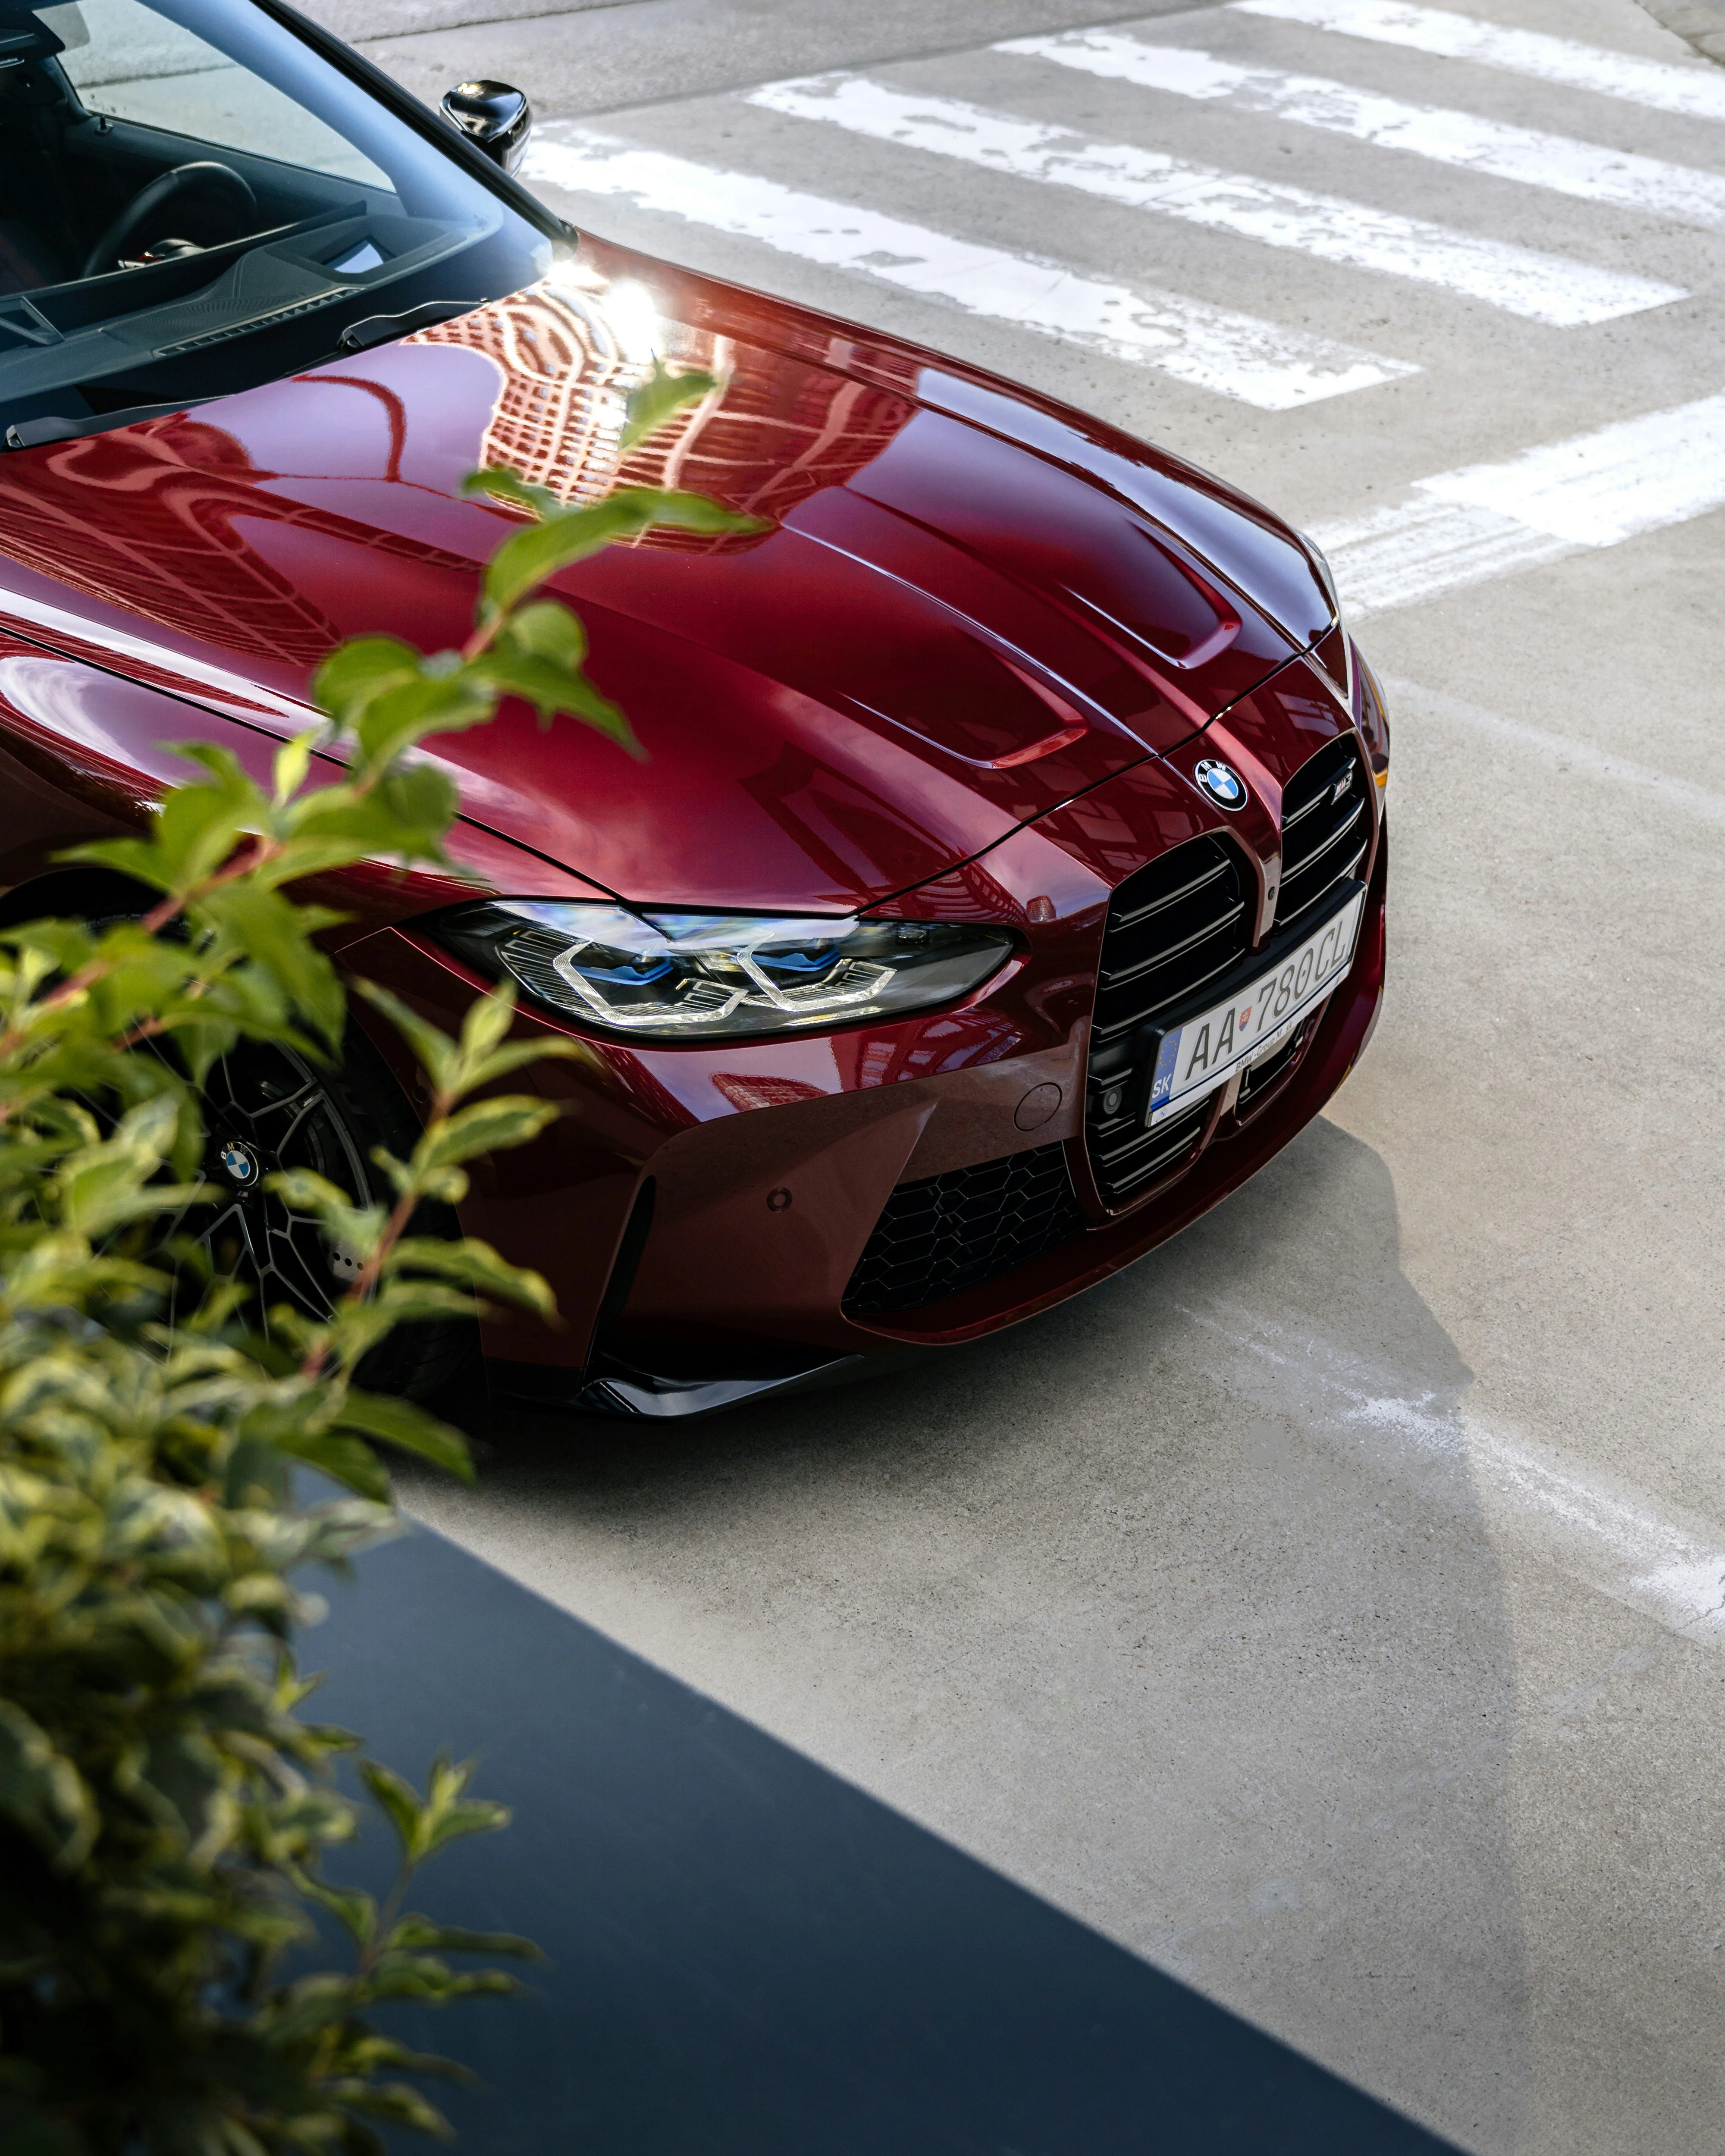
[0, 0, 553, 444]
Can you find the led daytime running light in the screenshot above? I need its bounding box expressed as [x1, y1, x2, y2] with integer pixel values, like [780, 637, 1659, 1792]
[434, 901, 1016, 1042]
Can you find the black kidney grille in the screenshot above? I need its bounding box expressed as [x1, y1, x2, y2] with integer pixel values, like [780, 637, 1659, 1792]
[843, 1144, 1082, 1316]
[1091, 834, 1250, 1053]
[1086, 1091, 1213, 1203]
[1274, 734, 1369, 934]
[1085, 833, 1250, 1205]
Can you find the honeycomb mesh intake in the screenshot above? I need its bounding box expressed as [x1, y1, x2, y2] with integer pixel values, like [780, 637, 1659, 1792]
[842, 1144, 1083, 1317]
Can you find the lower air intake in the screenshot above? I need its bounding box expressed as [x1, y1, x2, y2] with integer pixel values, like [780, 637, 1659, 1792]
[843, 1144, 1083, 1317]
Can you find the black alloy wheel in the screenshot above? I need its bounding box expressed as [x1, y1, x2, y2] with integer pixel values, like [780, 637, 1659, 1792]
[185, 1024, 474, 1401]
[198, 1038, 370, 1322]
[70, 899, 474, 1406]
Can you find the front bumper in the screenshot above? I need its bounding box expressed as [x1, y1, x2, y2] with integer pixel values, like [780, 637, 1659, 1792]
[342, 655, 1386, 1416]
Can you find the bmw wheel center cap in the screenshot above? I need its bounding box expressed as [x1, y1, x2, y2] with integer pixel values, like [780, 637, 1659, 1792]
[1194, 758, 1248, 811]
[219, 1140, 259, 1186]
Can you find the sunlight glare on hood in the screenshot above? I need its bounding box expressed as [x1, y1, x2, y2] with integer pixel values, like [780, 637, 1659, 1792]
[602, 278, 662, 365]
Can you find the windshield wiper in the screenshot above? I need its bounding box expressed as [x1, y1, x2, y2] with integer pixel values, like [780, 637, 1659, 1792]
[336, 300, 483, 354]
[4, 397, 217, 451]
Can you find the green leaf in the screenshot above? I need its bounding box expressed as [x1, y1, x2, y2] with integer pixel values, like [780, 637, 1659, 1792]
[620, 356, 720, 451]
[258, 1971, 358, 2044]
[470, 643, 640, 752]
[274, 1429, 392, 1504]
[333, 1392, 473, 1484]
[460, 464, 564, 520]
[351, 672, 495, 779]
[386, 1913, 543, 1961]
[419, 1754, 509, 1859]
[450, 1037, 593, 1095]
[357, 1757, 510, 1871]
[454, 982, 519, 1077]
[327, 2081, 456, 2134]
[148, 745, 268, 889]
[291, 1865, 378, 1951]
[194, 882, 345, 1052]
[350, 981, 457, 1099]
[384, 1236, 558, 1320]
[353, 1279, 477, 1330]
[266, 1167, 384, 1265]
[0, 1700, 97, 1869]
[273, 727, 322, 805]
[479, 499, 645, 618]
[506, 599, 586, 669]
[360, 1760, 427, 1865]
[411, 1096, 558, 1180]
[479, 487, 764, 620]
[366, 1959, 522, 2004]
[280, 765, 461, 877]
[311, 633, 425, 733]
[327, 2031, 466, 2082]
[52, 1092, 213, 1238]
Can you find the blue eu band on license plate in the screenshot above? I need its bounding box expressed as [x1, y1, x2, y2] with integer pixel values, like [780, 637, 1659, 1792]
[1146, 890, 1365, 1128]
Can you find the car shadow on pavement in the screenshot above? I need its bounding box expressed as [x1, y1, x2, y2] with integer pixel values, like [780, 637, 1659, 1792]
[397, 1115, 1530, 2155]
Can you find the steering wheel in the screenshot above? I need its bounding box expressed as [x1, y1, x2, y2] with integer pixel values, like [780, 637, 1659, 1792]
[81, 161, 258, 280]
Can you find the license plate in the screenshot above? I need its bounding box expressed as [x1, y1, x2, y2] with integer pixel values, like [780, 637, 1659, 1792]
[1145, 889, 1365, 1128]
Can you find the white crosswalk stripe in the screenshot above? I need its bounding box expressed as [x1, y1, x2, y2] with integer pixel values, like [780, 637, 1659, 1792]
[747, 72, 1685, 325]
[997, 29, 1725, 228]
[1232, 0, 1725, 127]
[519, 3, 1725, 608]
[524, 127, 1419, 407]
[1311, 389, 1725, 614]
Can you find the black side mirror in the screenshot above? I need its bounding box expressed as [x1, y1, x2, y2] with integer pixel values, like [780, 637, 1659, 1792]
[441, 80, 532, 174]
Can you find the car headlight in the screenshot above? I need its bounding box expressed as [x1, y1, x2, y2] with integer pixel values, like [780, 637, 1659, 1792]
[434, 902, 1016, 1040]
[1357, 651, 1391, 793]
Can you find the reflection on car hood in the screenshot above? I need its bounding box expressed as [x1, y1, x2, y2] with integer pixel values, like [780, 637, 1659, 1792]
[0, 238, 1332, 912]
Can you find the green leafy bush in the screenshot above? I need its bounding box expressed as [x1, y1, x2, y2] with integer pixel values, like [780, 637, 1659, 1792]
[0, 366, 748, 2153]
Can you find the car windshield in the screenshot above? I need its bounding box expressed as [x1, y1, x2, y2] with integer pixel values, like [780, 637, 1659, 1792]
[0, 0, 556, 444]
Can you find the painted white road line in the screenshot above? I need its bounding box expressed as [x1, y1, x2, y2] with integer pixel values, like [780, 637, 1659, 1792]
[1314, 495, 1578, 614]
[1381, 674, 1725, 830]
[1186, 1298, 1725, 1650]
[747, 74, 1684, 326]
[1418, 392, 1725, 541]
[1311, 388, 1725, 614]
[997, 31, 1725, 229]
[1233, 0, 1725, 128]
[522, 128, 1417, 408]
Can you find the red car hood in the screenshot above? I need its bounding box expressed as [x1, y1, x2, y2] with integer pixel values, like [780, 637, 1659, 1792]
[0, 241, 1330, 912]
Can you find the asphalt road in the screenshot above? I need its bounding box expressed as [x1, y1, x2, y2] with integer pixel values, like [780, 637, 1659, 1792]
[296, 1, 1725, 2147]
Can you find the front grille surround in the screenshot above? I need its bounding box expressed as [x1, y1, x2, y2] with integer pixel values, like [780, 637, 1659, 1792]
[1082, 732, 1373, 1209]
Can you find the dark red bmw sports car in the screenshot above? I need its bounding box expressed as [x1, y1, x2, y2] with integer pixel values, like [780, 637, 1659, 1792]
[0, 0, 1389, 1417]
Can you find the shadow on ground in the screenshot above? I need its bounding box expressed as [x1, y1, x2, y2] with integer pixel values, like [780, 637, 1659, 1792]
[377, 1118, 1529, 2152]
